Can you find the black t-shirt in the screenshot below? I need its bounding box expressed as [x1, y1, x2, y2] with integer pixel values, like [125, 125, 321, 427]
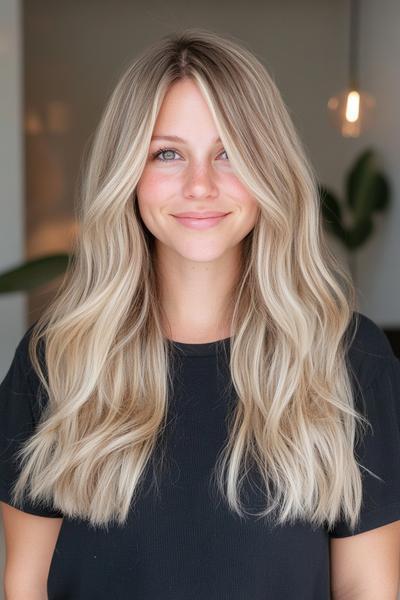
[1, 311, 400, 599]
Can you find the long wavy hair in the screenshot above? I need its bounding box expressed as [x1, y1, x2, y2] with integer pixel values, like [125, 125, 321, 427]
[12, 28, 372, 533]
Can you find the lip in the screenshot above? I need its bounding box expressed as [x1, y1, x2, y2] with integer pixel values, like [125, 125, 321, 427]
[173, 211, 229, 218]
[172, 213, 230, 230]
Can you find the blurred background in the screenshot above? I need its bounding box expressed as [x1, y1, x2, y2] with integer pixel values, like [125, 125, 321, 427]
[0, 0, 400, 595]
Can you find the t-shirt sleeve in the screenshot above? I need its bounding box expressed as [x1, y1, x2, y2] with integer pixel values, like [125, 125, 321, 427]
[0, 325, 64, 518]
[328, 314, 400, 538]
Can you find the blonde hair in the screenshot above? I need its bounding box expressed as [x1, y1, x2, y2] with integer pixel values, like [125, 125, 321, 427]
[12, 28, 372, 533]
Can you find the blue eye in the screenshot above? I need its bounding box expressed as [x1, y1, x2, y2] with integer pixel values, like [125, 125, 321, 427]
[151, 147, 229, 162]
[152, 148, 179, 161]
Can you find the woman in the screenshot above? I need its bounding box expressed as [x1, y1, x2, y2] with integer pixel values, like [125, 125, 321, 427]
[1, 28, 400, 599]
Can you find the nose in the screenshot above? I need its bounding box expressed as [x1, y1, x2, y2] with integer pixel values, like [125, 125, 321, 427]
[182, 162, 219, 199]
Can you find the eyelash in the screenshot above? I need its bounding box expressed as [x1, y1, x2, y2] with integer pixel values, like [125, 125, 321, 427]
[150, 147, 229, 162]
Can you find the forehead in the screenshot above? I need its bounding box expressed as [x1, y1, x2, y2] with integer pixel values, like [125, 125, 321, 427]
[151, 134, 222, 144]
[151, 80, 220, 144]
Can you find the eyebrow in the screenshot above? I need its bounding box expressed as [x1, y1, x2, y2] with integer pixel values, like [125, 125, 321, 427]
[151, 134, 222, 144]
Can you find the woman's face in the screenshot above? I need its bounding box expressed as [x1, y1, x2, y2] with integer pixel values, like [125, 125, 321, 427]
[136, 78, 260, 263]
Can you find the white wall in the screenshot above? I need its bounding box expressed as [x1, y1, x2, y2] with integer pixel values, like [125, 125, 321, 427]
[0, 0, 25, 370]
[0, 0, 24, 595]
[354, 0, 400, 323]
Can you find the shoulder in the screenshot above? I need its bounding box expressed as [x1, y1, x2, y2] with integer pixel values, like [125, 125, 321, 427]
[1, 320, 47, 423]
[346, 311, 397, 392]
[13, 320, 44, 373]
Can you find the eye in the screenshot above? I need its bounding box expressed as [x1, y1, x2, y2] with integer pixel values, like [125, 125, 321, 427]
[150, 147, 229, 162]
[151, 147, 180, 162]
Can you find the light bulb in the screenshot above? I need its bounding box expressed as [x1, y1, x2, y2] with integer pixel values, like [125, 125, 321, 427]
[327, 88, 376, 137]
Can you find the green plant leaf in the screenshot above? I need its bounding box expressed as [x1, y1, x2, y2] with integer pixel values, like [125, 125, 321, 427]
[319, 148, 390, 253]
[345, 149, 390, 220]
[346, 148, 375, 213]
[371, 174, 390, 211]
[319, 185, 341, 221]
[0, 253, 70, 293]
[319, 185, 347, 244]
[349, 173, 390, 224]
[346, 219, 374, 249]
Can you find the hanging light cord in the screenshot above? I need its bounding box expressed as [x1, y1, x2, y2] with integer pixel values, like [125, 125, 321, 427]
[349, 0, 360, 89]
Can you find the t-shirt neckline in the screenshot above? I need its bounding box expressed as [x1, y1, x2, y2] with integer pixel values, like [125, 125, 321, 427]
[167, 336, 231, 357]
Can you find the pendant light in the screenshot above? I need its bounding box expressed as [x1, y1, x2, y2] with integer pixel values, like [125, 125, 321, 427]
[327, 0, 375, 137]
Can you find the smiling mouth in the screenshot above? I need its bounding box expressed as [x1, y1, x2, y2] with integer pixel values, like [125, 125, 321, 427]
[172, 212, 230, 218]
[172, 213, 230, 230]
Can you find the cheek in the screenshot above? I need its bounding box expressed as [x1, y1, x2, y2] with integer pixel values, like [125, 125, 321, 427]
[137, 169, 176, 208]
[227, 178, 259, 218]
